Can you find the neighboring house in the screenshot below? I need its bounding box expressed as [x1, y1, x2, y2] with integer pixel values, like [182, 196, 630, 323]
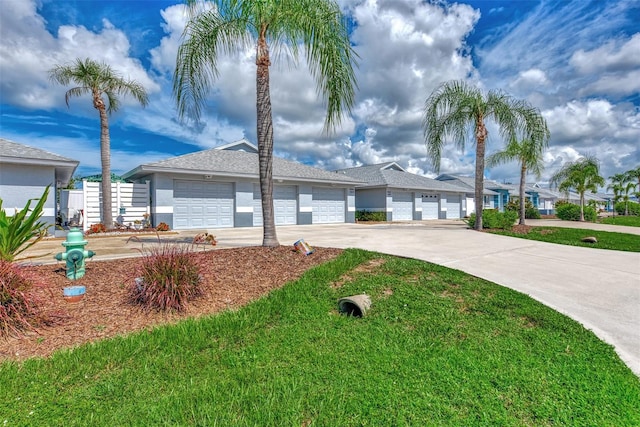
[335, 162, 470, 220]
[0, 138, 78, 230]
[435, 174, 500, 213]
[122, 139, 362, 229]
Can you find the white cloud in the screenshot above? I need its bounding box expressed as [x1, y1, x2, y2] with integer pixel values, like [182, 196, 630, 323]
[0, 0, 160, 111]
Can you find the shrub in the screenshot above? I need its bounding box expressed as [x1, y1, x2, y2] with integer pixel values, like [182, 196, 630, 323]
[614, 201, 640, 216]
[128, 241, 202, 311]
[466, 209, 517, 230]
[555, 203, 597, 222]
[355, 210, 387, 222]
[505, 198, 541, 219]
[88, 223, 107, 234]
[0, 260, 48, 336]
[155, 222, 170, 232]
[0, 186, 50, 261]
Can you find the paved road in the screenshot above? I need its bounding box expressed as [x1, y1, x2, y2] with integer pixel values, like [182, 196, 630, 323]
[24, 219, 640, 376]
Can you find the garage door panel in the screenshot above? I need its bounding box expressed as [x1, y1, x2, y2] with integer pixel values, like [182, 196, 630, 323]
[173, 180, 234, 229]
[445, 194, 461, 219]
[422, 194, 439, 219]
[312, 187, 345, 223]
[391, 191, 413, 221]
[253, 185, 297, 226]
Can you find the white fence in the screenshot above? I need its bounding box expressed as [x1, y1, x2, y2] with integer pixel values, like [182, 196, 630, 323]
[60, 180, 150, 231]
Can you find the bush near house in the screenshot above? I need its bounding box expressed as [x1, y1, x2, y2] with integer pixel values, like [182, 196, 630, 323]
[614, 201, 640, 216]
[0, 260, 50, 336]
[356, 210, 387, 222]
[505, 198, 541, 219]
[555, 202, 597, 222]
[466, 209, 517, 230]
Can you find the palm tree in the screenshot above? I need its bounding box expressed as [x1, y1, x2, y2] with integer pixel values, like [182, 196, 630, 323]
[608, 173, 627, 216]
[49, 58, 149, 228]
[422, 80, 549, 230]
[625, 166, 640, 199]
[550, 155, 605, 222]
[173, 0, 357, 247]
[487, 135, 549, 225]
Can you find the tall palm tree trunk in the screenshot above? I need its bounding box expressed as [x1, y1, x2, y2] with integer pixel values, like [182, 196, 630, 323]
[474, 119, 488, 230]
[579, 193, 585, 222]
[97, 103, 113, 228]
[256, 31, 278, 247]
[519, 165, 526, 225]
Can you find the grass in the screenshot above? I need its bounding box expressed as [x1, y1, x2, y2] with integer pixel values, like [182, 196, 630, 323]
[490, 227, 640, 252]
[599, 215, 640, 227]
[1, 249, 639, 426]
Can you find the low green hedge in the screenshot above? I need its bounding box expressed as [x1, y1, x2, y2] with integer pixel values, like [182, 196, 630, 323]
[356, 210, 387, 222]
[555, 203, 597, 222]
[466, 209, 517, 230]
[614, 201, 640, 216]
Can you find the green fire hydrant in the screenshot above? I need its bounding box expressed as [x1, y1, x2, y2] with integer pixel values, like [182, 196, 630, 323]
[54, 228, 95, 280]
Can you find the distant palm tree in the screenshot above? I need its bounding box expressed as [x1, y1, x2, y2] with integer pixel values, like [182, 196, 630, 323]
[625, 166, 640, 199]
[608, 173, 627, 216]
[550, 155, 605, 222]
[422, 80, 549, 229]
[174, 0, 357, 247]
[49, 58, 149, 227]
[487, 135, 549, 225]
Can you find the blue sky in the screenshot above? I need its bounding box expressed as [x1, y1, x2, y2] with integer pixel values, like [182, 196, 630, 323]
[1, 0, 638, 186]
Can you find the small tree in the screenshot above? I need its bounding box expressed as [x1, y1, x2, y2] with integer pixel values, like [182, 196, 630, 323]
[0, 186, 50, 261]
[550, 155, 604, 222]
[487, 135, 549, 226]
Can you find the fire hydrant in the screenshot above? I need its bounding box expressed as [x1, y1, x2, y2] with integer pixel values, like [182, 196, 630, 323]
[54, 228, 95, 280]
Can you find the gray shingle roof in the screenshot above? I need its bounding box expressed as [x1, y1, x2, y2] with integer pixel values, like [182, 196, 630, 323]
[435, 174, 500, 196]
[123, 147, 363, 185]
[0, 138, 79, 185]
[336, 163, 471, 193]
[0, 138, 78, 164]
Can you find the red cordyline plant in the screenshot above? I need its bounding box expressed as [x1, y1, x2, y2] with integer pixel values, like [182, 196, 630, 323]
[127, 236, 203, 311]
[0, 260, 49, 337]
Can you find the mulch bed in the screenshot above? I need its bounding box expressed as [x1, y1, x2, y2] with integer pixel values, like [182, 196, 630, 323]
[1, 246, 342, 362]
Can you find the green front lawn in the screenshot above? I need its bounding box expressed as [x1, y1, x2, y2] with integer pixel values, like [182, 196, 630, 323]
[490, 227, 640, 252]
[1, 249, 638, 426]
[599, 215, 640, 227]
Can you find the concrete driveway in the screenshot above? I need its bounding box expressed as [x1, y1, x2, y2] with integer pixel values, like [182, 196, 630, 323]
[209, 220, 640, 376]
[23, 219, 640, 376]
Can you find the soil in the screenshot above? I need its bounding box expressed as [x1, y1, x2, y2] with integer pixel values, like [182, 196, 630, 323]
[1, 246, 342, 362]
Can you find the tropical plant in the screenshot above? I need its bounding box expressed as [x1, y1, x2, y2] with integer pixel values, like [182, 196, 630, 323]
[625, 166, 640, 198]
[505, 198, 540, 219]
[550, 155, 605, 222]
[608, 173, 636, 216]
[465, 209, 517, 230]
[49, 58, 149, 228]
[173, 0, 357, 247]
[128, 240, 203, 311]
[422, 80, 549, 230]
[0, 260, 51, 336]
[487, 135, 549, 225]
[0, 186, 50, 262]
[555, 203, 597, 222]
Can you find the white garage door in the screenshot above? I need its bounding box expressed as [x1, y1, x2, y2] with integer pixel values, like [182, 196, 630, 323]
[312, 187, 345, 223]
[422, 194, 439, 220]
[391, 191, 413, 221]
[445, 194, 461, 219]
[174, 180, 234, 229]
[253, 185, 297, 226]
